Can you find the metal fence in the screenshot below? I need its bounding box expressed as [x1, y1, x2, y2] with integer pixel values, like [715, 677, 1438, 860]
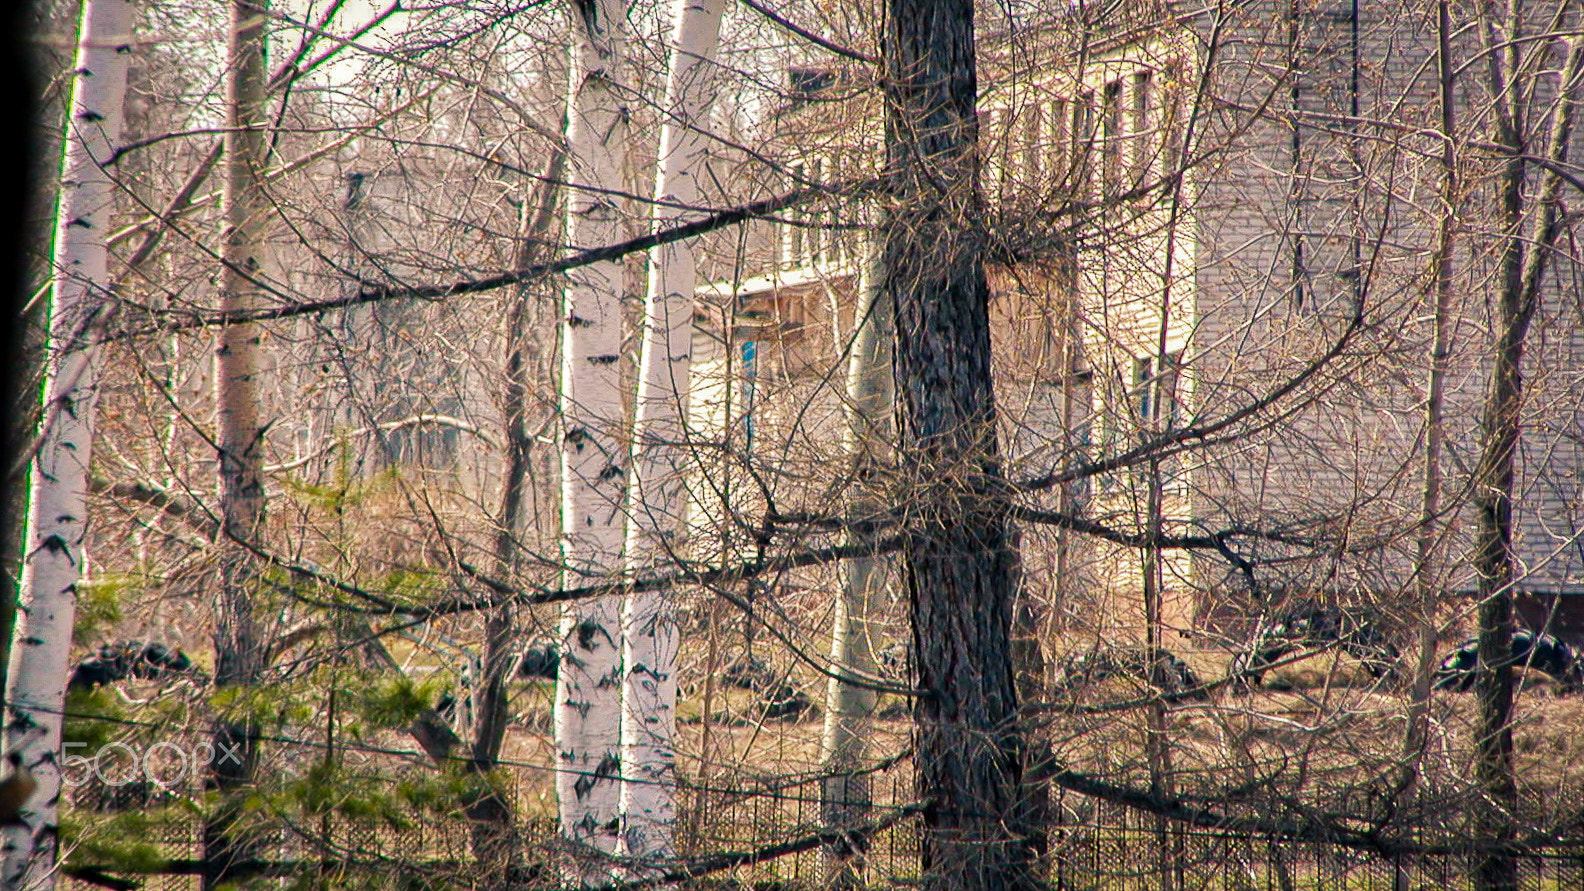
[61, 773, 1584, 890]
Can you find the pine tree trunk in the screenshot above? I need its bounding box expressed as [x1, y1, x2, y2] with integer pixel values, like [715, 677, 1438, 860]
[619, 0, 724, 868]
[556, 0, 631, 881]
[204, 2, 271, 886]
[820, 247, 893, 890]
[1, 2, 131, 887]
[882, 1, 1033, 889]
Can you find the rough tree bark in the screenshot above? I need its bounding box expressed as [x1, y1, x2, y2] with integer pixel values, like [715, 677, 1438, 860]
[203, 2, 272, 887]
[620, 0, 725, 868]
[556, 0, 631, 881]
[1, 1, 132, 887]
[882, 1, 1034, 889]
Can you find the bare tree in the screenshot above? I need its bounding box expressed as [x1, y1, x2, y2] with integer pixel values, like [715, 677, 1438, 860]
[27, 3, 1584, 890]
[882, 1, 1034, 889]
[621, 0, 726, 867]
[1470, 6, 1584, 889]
[556, 0, 633, 880]
[202, 2, 273, 886]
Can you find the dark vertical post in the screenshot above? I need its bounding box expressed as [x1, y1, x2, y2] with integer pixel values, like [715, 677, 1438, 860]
[881, 1, 1034, 889]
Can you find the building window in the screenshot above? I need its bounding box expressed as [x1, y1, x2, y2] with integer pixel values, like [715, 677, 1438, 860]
[1048, 97, 1069, 185]
[1102, 80, 1123, 197]
[1131, 70, 1153, 188]
[778, 153, 862, 270]
[1020, 102, 1043, 180]
[809, 157, 824, 265]
[983, 107, 1012, 196]
[1132, 355, 1154, 422]
[1160, 351, 1182, 429]
[1075, 90, 1096, 200]
[1162, 62, 1185, 182]
[785, 161, 805, 268]
[788, 67, 837, 107]
[827, 156, 856, 268]
[827, 205, 843, 267]
[1132, 351, 1182, 429]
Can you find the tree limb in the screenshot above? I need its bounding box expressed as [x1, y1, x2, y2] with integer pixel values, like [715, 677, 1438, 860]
[113, 179, 882, 337]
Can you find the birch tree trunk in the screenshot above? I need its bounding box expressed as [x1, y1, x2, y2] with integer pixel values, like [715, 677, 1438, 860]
[1, 2, 131, 887]
[556, 0, 632, 880]
[203, 2, 272, 887]
[882, 1, 1034, 889]
[618, 0, 725, 867]
[819, 246, 893, 890]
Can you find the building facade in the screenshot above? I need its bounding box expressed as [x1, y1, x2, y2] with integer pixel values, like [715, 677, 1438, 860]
[691, 0, 1584, 660]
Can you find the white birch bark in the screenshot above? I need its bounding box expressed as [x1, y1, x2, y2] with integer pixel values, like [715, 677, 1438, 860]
[556, 0, 632, 880]
[819, 245, 893, 889]
[1, 1, 132, 887]
[619, 0, 725, 866]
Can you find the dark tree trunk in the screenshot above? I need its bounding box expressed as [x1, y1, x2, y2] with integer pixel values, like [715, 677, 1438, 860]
[1471, 179, 1524, 891]
[1468, 12, 1584, 889]
[881, 2, 1033, 889]
[466, 153, 565, 888]
[1470, 15, 1584, 891]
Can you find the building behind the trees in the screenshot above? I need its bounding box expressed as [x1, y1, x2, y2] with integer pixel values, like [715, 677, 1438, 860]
[694, 1, 1584, 665]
